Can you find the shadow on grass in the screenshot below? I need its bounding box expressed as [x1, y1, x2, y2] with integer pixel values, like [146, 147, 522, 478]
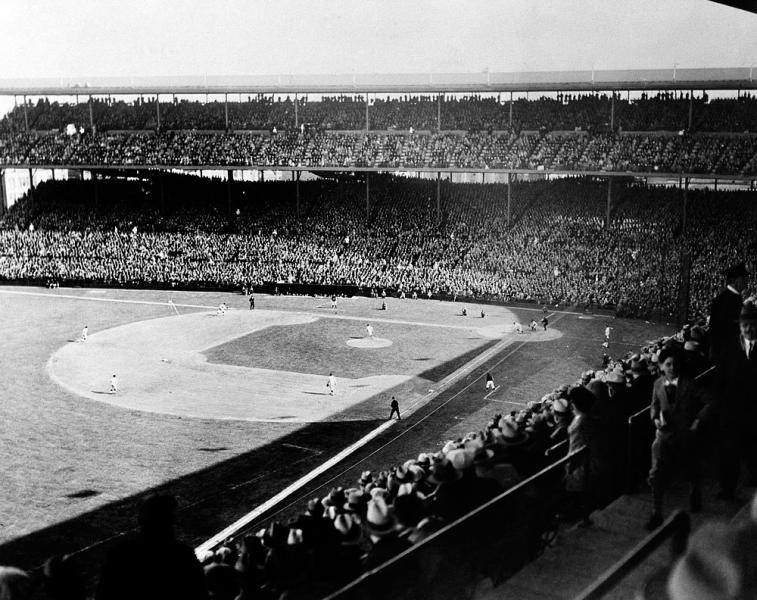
[0, 418, 384, 592]
[0, 337, 500, 594]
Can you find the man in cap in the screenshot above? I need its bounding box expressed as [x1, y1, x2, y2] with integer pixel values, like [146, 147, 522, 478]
[710, 261, 748, 364]
[716, 300, 757, 500]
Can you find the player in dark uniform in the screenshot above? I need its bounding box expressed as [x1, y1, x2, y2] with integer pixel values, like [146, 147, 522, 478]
[389, 397, 401, 420]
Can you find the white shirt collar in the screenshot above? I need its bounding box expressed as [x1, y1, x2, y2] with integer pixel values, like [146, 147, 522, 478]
[665, 377, 679, 387]
[726, 284, 740, 295]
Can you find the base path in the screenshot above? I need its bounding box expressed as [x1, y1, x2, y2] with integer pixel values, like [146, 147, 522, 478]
[47, 309, 410, 422]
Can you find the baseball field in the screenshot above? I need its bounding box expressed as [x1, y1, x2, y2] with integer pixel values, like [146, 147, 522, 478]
[0, 285, 672, 582]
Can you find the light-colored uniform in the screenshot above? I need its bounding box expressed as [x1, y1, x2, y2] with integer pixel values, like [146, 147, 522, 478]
[366, 324, 374, 338]
[81, 326, 88, 341]
[327, 375, 336, 395]
[109, 375, 118, 394]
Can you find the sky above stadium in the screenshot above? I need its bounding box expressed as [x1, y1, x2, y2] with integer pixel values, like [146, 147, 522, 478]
[1, 0, 755, 79]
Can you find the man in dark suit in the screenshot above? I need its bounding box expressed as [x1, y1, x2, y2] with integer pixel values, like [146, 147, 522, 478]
[709, 262, 748, 364]
[646, 347, 711, 530]
[716, 300, 757, 500]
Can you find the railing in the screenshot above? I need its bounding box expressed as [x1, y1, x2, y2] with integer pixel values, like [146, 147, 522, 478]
[625, 364, 717, 492]
[324, 446, 590, 600]
[573, 510, 690, 600]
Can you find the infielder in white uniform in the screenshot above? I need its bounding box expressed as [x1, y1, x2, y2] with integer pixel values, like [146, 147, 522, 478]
[327, 373, 336, 396]
[109, 374, 118, 394]
[366, 324, 374, 338]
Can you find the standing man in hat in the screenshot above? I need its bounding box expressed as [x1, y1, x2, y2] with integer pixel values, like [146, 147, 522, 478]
[715, 300, 757, 500]
[710, 262, 748, 364]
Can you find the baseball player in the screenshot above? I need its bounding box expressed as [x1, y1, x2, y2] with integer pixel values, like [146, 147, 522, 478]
[109, 374, 118, 394]
[326, 373, 336, 396]
[485, 372, 495, 390]
[366, 323, 374, 339]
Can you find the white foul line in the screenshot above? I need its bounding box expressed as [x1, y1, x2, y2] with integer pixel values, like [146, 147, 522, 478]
[194, 419, 396, 555]
[0, 288, 219, 310]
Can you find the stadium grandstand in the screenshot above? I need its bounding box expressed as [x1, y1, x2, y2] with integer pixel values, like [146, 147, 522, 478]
[2, 2, 757, 600]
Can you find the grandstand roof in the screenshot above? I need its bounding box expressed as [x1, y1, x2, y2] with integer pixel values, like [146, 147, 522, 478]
[1, 68, 755, 96]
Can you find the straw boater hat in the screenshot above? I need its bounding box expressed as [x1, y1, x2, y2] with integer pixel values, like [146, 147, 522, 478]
[343, 489, 369, 514]
[333, 513, 364, 546]
[498, 420, 529, 446]
[365, 496, 398, 537]
[605, 370, 625, 384]
[427, 457, 462, 484]
[552, 397, 570, 415]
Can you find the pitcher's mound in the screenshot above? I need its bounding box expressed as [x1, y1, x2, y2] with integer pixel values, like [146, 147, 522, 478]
[347, 337, 393, 348]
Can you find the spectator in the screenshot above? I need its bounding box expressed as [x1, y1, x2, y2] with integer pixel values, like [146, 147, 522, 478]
[646, 347, 711, 530]
[95, 494, 208, 600]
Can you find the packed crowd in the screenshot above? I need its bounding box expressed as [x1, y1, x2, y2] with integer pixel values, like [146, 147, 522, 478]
[1, 176, 755, 321]
[1, 129, 756, 175]
[3, 92, 757, 133]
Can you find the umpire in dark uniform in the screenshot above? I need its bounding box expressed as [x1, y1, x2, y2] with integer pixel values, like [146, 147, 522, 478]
[716, 300, 757, 501]
[709, 261, 748, 364]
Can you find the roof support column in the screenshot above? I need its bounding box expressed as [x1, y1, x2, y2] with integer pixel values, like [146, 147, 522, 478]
[437, 94, 442, 131]
[156, 94, 161, 131]
[507, 173, 512, 227]
[610, 94, 615, 130]
[509, 92, 513, 128]
[0, 169, 7, 214]
[688, 91, 693, 131]
[23, 95, 29, 131]
[682, 176, 688, 237]
[365, 172, 370, 218]
[227, 170, 234, 216]
[605, 177, 612, 230]
[436, 172, 441, 221]
[296, 170, 301, 219]
[89, 96, 94, 131]
[225, 93, 229, 131]
[160, 171, 166, 213]
[365, 93, 369, 132]
[294, 93, 298, 129]
[91, 171, 98, 211]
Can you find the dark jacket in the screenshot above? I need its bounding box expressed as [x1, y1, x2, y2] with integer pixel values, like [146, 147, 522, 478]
[96, 533, 208, 600]
[709, 288, 743, 363]
[650, 374, 711, 434]
[716, 335, 757, 430]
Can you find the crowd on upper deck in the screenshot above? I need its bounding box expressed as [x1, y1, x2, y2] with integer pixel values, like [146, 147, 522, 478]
[1, 129, 756, 175]
[2, 92, 757, 133]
